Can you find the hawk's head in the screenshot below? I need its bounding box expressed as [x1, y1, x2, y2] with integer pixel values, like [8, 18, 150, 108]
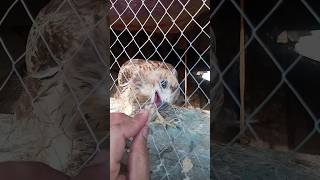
[117, 59, 180, 110]
[136, 67, 179, 108]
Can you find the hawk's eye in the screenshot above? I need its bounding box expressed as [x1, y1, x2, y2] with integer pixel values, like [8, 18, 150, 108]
[160, 80, 168, 89]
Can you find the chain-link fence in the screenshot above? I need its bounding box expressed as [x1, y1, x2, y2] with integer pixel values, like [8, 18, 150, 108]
[213, 0, 320, 178]
[110, 0, 211, 109]
[0, 0, 107, 176]
[2, 0, 319, 179]
[110, 0, 211, 179]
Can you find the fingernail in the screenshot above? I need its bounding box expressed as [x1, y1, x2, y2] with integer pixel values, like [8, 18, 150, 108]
[142, 125, 149, 139]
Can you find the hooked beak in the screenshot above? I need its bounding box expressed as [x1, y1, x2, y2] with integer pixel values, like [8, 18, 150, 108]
[154, 91, 162, 108]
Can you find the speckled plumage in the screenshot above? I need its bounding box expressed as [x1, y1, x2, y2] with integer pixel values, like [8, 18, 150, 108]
[113, 59, 180, 117]
[0, 0, 107, 176]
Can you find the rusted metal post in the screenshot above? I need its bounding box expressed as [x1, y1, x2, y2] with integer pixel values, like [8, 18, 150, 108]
[240, 0, 246, 143]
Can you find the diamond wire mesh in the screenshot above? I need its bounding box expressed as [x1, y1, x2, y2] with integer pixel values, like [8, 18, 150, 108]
[0, 0, 107, 176]
[110, 0, 211, 179]
[212, 0, 320, 176]
[110, 0, 210, 110]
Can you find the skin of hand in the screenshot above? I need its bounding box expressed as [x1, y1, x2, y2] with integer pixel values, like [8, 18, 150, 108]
[110, 110, 150, 180]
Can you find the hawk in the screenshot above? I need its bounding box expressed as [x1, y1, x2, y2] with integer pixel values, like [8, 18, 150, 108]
[112, 59, 180, 117]
[0, 0, 107, 176]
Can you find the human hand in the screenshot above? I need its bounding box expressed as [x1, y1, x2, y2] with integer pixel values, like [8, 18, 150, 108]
[110, 111, 150, 180]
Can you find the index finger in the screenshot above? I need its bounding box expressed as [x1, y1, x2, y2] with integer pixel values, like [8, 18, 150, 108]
[127, 126, 150, 180]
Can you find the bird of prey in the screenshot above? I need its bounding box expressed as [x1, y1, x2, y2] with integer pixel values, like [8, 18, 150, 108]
[0, 0, 107, 176]
[112, 59, 180, 118]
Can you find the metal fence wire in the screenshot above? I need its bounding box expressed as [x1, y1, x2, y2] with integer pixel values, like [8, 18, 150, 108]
[0, 0, 319, 178]
[110, 0, 211, 179]
[212, 0, 320, 179]
[0, 0, 107, 176]
[110, 0, 211, 110]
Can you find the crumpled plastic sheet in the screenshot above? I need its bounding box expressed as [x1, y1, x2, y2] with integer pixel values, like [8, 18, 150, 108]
[148, 103, 210, 180]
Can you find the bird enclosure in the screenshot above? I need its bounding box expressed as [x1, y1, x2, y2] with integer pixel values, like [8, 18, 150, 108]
[109, 0, 211, 111]
[109, 0, 211, 179]
[213, 0, 320, 179]
[0, 0, 107, 176]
